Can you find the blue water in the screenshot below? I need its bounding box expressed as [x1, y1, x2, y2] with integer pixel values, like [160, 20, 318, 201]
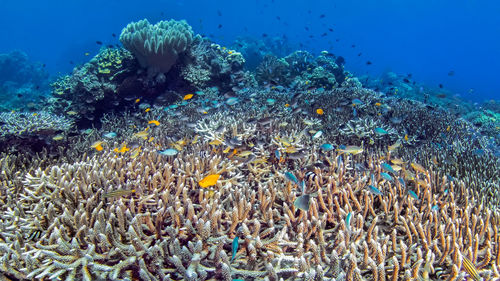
[1, 0, 499, 103]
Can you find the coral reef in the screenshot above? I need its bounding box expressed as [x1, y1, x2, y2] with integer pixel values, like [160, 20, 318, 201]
[180, 38, 252, 90]
[0, 79, 498, 280]
[120, 19, 194, 76]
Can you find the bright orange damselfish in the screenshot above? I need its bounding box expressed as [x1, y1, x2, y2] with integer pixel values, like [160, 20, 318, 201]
[316, 108, 324, 115]
[183, 94, 194, 100]
[199, 174, 220, 188]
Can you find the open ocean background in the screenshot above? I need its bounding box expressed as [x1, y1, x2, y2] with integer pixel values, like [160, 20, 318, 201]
[1, 0, 499, 104]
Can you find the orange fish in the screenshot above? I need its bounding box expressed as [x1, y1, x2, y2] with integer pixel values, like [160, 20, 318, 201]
[375, 102, 382, 106]
[91, 141, 104, 151]
[148, 120, 160, 126]
[114, 144, 130, 154]
[404, 134, 409, 141]
[183, 94, 194, 100]
[316, 108, 324, 115]
[199, 174, 220, 188]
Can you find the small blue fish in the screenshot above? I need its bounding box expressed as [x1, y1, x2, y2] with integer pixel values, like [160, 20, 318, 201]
[266, 98, 276, 105]
[444, 189, 449, 195]
[398, 177, 406, 187]
[299, 180, 306, 193]
[346, 212, 352, 231]
[374, 127, 389, 135]
[274, 149, 281, 159]
[352, 98, 363, 105]
[431, 205, 439, 211]
[226, 97, 239, 105]
[381, 163, 396, 174]
[380, 172, 393, 181]
[353, 107, 357, 118]
[231, 236, 239, 262]
[408, 190, 419, 201]
[367, 185, 383, 196]
[103, 132, 117, 139]
[320, 143, 334, 151]
[158, 148, 178, 156]
[284, 172, 298, 184]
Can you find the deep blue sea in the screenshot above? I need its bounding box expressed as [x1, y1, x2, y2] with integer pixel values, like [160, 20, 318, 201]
[1, 0, 499, 104]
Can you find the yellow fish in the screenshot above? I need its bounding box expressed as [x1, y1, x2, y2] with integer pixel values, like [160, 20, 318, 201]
[209, 139, 223, 146]
[91, 141, 105, 151]
[388, 140, 401, 151]
[133, 129, 149, 140]
[130, 147, 142, 158]
[446, 125, 451, 132]
[135, 98, 140, 103]
[237, 151, 253, 157]
[32, 113, 38, 116]
[411, 162, 426, 174]
[145, 108, 151, 112]
[104, 189, 136, 198]
[84, 52, 90, 56]
[183, 94, 194, 100]
[199, 174, 220, 188]
[66, 111, 78, 115]
[52, 134, 64, 141]
[337, 145, 363, 155]
[404, 134, 409, 141]
[191, 135, 200, 144]
[375, 102, 382, 106]
[148, 120, 160, 126]
[316, 108, 324, 115]
[391, 158, 406, 165]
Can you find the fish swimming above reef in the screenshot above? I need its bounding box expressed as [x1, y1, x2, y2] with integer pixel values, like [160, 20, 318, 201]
[104, 189, 136, 198]
[374, 127, 388, 135]
[199, 174, 220, 188]
[367, 185, 383, 196]
[231, 236, 239, 262]
[294, 194, 312, 211]
[380, 163, 396, 174]
[337, 145, 363, 155]
[158, 148, 178, 156]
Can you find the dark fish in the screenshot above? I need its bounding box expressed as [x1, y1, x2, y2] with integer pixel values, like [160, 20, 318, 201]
[305, 26, 309, 31]
[107, 44, 114, 48]
[288, 151, 307, 160]
[218, 24, 222, 29]
[276, 16, 280, 20]
[366, 61, 372, 65]
[112, 33, 116, 37]
[262, 33, 268, 37]
[403, 78, 410, 83]
[437, 93, 447, 98]
[335, 56, 345, 66]
[319, 14, 326, 18]
[351, 44, 355, 48]
[17, 94, 23, 98]
[42, 63, 46, 67]
[321, 32, 327, 37]
[448, 70, 455, 76]
[439, 84, 443, 88]
[257, 117, 273, 125]
[96, 41, 103, 45]
[217, 10, 222, 16]
[328, 28, 334, 32]
[69, 61, 74, 65]
[357, 52, 362, 56]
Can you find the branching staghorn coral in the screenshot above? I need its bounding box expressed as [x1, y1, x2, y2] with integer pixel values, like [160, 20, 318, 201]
[0, 82, 498, 281]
